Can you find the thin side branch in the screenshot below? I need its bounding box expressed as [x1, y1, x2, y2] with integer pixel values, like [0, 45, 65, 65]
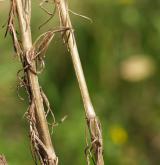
[54, 0, 104, 164]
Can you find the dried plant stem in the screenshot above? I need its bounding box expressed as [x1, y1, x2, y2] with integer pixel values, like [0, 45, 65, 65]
[15, 0, 57, 164]
[0, 155, 7, 165]
[55, 0, 104, 164]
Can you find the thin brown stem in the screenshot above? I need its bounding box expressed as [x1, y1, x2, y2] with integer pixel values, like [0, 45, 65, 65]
[54, 0, 104, 164]
[14, 0, 58, 164]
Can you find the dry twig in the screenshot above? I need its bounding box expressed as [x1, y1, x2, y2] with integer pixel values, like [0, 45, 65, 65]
[54, 0, 104, 164]
[6, 0, 58, 164]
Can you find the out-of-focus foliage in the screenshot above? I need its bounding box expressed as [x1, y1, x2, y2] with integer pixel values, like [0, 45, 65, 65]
[0, 0, 160, 164]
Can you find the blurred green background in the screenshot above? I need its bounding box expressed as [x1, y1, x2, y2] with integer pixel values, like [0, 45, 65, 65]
[1, 0, 160, 164]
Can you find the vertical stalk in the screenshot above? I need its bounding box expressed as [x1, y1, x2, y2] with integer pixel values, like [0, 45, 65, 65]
[55, 0, 104, 164]
[14, 0, 58, 164]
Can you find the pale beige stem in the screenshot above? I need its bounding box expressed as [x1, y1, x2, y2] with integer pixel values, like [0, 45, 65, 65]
[0, 155, 7, 165]
[55, 0, 104, 164]
[15, 0, 57, 164]
[55, 0, 95, 119]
